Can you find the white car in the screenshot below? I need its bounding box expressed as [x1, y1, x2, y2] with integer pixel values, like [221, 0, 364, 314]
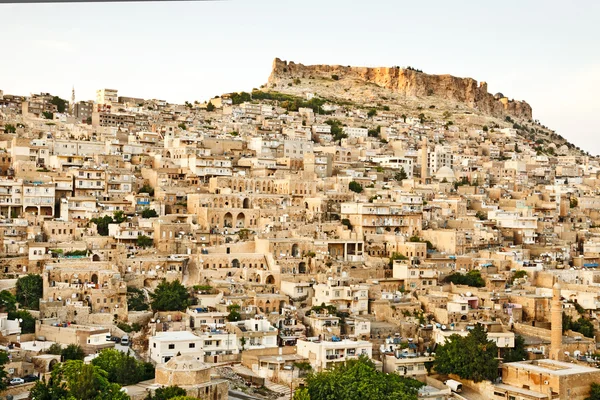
[10, 377, 24, 385]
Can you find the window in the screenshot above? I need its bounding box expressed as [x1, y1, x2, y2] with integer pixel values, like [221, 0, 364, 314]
[189, 343, 195, 348]
[168, 344, 175, 349]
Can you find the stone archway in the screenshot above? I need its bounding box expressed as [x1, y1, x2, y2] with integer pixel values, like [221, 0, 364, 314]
[265, 275, 275, 285]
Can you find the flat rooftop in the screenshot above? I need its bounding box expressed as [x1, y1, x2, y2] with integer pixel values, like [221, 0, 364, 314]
[152, 331, 200, 341]
[506, 359, 599, 376]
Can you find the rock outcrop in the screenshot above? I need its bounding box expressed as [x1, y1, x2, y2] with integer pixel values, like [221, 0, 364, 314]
[268, 58, 532, 120]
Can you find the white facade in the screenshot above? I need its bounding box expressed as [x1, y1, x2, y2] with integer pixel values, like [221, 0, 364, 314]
[149, 331, 205, 364]
[296, 338, 373, 372]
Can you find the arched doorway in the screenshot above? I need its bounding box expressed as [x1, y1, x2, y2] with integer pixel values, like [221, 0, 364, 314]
[232, 259, 240, 268]
[92, 254, 100, 262]
[236, 213, 245, 228]
[265, 275, 275, 285]
[243, 198, 250, 209]
[223, 212, 233, 228]
[91, 274, 98, 285]
[299, 262, 306, 274]
[291, 244, 300, 258]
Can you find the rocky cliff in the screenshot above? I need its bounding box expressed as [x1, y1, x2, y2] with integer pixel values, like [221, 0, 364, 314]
[268, 58, 532, 120]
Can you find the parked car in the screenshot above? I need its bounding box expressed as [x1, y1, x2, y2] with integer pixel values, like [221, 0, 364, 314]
[10, 378, 24, 385]
[111, 336, 121, 343]
[23, 375, 39, 383]
[121, 335, 129, 346]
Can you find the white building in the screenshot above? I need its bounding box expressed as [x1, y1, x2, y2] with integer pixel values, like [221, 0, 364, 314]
[96, 89, 118, 105]
[342, 126, 368, 139]
[149, 331, 205, 364]
[296, 338, 373, 372]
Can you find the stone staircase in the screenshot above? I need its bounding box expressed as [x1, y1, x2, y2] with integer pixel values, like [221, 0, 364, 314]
[265, 380, 292, 398]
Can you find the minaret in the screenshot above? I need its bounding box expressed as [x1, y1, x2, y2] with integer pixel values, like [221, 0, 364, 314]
[70, 86, 75, 115]
[421, 137, 428, 184]
[550, 279, 563, 361]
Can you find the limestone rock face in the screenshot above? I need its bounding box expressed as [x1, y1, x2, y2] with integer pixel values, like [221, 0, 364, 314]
[268, 58, 532, 120]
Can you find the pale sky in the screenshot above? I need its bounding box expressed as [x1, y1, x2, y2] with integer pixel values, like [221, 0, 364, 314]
[1, 0, 599, 153]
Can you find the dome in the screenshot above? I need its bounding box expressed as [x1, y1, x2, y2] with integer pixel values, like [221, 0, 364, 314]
[435, 166, 456, 181]
[163, 355, 210, 372]
[155, 355, 212, 387]
[494, 92, 504, 99]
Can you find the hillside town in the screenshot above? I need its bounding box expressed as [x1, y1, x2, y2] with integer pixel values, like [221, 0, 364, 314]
[1, 73, 600, 400]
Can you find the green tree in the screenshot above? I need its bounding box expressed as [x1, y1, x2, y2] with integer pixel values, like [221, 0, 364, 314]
[178, 122, 187, 130]
[150, 280, 190, 311]
[227, 304, 242, 322]
[303, 356, 423, 400]
[3, 124, 16, 133]
[325, 119, 346, 142]
[0, 351, 9, 390]
[42, 111, 54, 120]
[141, 208, 158, 218]
[586, 383, 600, 400]
[443, 270, 485, 287]
[341, 218, 352, 231]
[62, 344, 85, 361]
[113, 210, 126, 223]
[146, 385, 187, 400]
[16, 273, 43, 310]
[137, 234, 153, 248]
[29, 373, 70, 400]
[206, 101, 215, 112]
[31, 360, 110, 400]
[433, 324, 498, 382]
[570, 197, 578, 208]
[395, 167, 408, 182]
[563, 314, 595, 338]
[138, 184, 155, 196]
[10, 310, 35, 333]
[367, 109, 377, 118]
[50, 96, 67, 113]
[92, 349, 154, 385]
[348, 181, 363, 193]
[90, 215, 114, 236]
[127, 287, 149, 311]
[0, 290, 16, 313]
[293, 388, 311, 400]
[503, 335, 528, 362]
[45, 343, 64, 355]
[331, 74, 339, 80]
[510, 270, 527, 284]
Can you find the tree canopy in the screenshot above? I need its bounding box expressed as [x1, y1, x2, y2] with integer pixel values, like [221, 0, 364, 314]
[433, 324, 498, 382]
[16, 273, 43, 310]
[150, 280, 191, 311]
[587, 383, 600, 400]
[91, 348, 154, 385]
[62, 344, 85, 361]
[137, 234, 153, 248]
[299, 356, 423, 400]
[127, 287, 149, 311]
[145, 385, 187, 400]
[349, 181, 363, 193]
[502, 335, 528, 363]
[30, 360, 128, 400]
[141, 208, 158, 218]
[443, 270, 485, 287]
[563, 313, 595, 338]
